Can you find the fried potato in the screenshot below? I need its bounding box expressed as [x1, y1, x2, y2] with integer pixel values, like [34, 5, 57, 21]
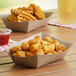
[36, 49, 44, 55]
[41, 40, 50, 46]
[55, 44, 61, 52]
[44, 36, 52, 42]
[11, 46, 22, 53]
[49, 44, 55, 52]
[13, 53, 18, 57]
[46, 52, 53, 55]
[28, 38, 41, 45]
[30, 43, 42, 52]
[13, 51, 25, 57]
[60, 44, 66, 51]
[8, 15, 17, 22]
[42, 45, 51, 53]
[51, 51, 57, 54]
[21, 42, 29, 51]
[34, 6, 45, 19]
[8, 4, 45, 22]
[11, 35, 66, 57]
[25, 51, 34, 56]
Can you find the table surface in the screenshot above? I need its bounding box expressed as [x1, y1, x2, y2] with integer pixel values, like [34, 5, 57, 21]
[0, 10, 76, 76]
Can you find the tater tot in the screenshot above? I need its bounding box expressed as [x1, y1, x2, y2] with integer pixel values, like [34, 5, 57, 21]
[35, 35, 40, 39]
[25, 51, 34, 56]
[60, 44, 66, 51]
[46, 52, 52, 55]
[13, 53, 18, 57]
[30, 43, 42, 52]
[11, 35, 67, 57]
[13, 51, 25, 57]
[55, 44, 61, 52]
[44, 36, 52, 42]
[28, 38, 41, 45]
[41, 40, 50, 46]
[42, 45, 51, 53]
[21, 42, 29, 51]
[36, 49, 44, 55]
[51, 40, 59, 46]
[16, 51, 25, 57]
[35, 35, 42, 42]
[49, 44, 55, 52]
[11, 46, 22, 53]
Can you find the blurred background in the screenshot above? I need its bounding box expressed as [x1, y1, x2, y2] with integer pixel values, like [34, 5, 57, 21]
[0, 0, 57, 14]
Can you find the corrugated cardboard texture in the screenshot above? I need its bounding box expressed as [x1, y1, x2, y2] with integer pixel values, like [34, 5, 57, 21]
[2, 12, 53, 32]
[6, 32, 72, 68]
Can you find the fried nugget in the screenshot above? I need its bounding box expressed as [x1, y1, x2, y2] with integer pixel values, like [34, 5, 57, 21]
[55, 44, 61, 52]
[21, 42, 29, 51]
[35, 35, 40, 39]
[25, 51, 34, 56]
[60, 44, 66, 51]
[30, 43, 42, 52]
[46, 52, 53, 55]
[13, 51, 25, 57]
[42, 45, 51, 53]
[42, 44, 55, 53]
[44, 36, 52, 42]
[41, 40, 50, 46]
[28, 38, 41, 45]
[36, 49, 44, 55]
[11, 46, 22, 53]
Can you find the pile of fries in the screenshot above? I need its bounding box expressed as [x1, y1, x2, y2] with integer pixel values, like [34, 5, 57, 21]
[11, 35, 66, 57]
[8, 4, 45, 22]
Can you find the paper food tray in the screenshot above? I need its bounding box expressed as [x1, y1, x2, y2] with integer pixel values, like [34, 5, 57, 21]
[6, 32, 72, 68]
[2, 12, 53, 32]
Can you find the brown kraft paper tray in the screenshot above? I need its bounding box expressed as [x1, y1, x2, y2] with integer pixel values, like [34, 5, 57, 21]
[2, 12, 53, 32]
[6, 32, 72, 68]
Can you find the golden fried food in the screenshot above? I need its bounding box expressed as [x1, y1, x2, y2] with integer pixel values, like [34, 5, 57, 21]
[11, 35, 67, 57]
[17, 12, 37, 22]
[8, 15, 17, 22]
[25, 51, 34, 56]
[36, 49, 44, 55]
[49, 44, 55, 52]
[13, 51, 25, 57]
[34, 6, 45, 19]
[28, 38, 41, 45]
[21, 42, 29, 51]
[55, 44, 61, 52]
[60, 44, 66, 51]
[51, 40, 60, 46]
[42, 44, 55, 53]
[30, 43, 42, 52]
[42, 45, 51, 53]
[11, 46, 22, 53]
[35, 35, 40, 39]
[58, 50, 63, 53]
[13, 53, 18, 57]
[46, 52, 53, 55]
[55, 44, 66, 52]
[8, 4, 45, 22]
[41, 40, 50, 46]
[51, 51, 58, 54]
[44, 36, 52, 42]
